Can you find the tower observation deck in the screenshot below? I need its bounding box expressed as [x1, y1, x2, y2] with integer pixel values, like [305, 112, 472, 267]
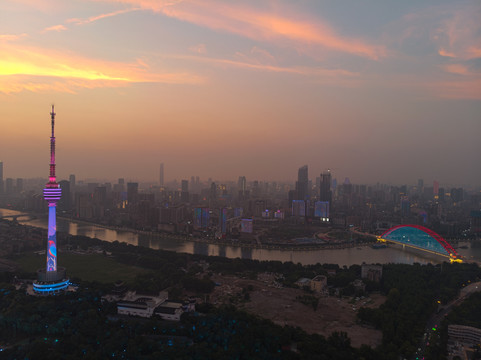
[33, 106, 69, 294]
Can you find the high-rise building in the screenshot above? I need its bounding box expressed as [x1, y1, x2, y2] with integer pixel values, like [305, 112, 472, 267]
[5, 178, 13, 194]
[127, 182, 139, 204]
[16, 178, 23, 193]
[33, 106, 69, 295]
[219, 208, 227, 234]
[418, 179, 424, 193]
[319, 171, 332, 203]
[159, 163, 164, 187]
[69, 174, 76, 188]
[238, 176, 247, 198]
[58, 180, 71, 211]
[0, 161, 3, 195]
[433, 180, 439, 197]
[296, 165, 308, 201]
[181, 179, 189, 203]
[401, 196, 410, 217]
[210, 182, 217, 199]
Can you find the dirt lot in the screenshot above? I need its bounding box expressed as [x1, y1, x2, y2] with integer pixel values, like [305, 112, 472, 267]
[209, 273, 384, 348]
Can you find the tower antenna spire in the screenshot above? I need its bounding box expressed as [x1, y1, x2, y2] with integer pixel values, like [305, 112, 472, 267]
[49, 105, 56, 183]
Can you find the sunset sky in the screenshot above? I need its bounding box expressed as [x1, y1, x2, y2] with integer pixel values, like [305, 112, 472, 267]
[1, 0, 480, 186]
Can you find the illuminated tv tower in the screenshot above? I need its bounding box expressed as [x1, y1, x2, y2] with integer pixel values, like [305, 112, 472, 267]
[33, 105, 69, 295]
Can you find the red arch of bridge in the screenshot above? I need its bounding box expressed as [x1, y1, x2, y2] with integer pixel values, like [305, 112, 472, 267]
[381, 224, 458, 256]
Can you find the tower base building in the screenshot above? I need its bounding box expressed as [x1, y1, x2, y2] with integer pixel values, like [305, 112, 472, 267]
[33, 267, 69, 295]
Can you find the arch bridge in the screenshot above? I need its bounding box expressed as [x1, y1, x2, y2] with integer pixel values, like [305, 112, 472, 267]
[378, 224, 462, 263]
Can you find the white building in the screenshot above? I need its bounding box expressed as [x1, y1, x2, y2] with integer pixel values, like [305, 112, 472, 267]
[117, 291, 167, 318]
[155, 301, 184, 321]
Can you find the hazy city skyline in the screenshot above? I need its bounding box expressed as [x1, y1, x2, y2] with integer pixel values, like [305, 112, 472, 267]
[1, 0, 480, 185]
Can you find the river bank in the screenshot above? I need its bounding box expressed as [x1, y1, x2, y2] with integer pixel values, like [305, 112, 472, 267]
[56, 215, 376, 251]
[2, 208, 471, 266]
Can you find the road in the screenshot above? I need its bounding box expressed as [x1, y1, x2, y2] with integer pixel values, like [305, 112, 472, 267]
[415, 281, 481, 359]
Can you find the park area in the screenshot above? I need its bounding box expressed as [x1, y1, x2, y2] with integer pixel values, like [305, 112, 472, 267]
[11, 251, 146, 283]
[209, 273, 385, 348]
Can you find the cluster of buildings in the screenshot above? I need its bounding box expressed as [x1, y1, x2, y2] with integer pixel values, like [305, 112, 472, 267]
[447, 324, 481, 360]
[103, 288, 195, 321]
[1, 161, 480, 243]
[296, 264, 383, 296]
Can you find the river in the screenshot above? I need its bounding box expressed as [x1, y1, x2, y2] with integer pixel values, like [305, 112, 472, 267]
[1, 208, 479, 266]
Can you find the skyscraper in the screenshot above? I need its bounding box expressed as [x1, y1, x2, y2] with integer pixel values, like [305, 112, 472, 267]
[238, 176, 246, 198]
[319, 171, 332, 203]
[159, 163, 164, 187]
[127, 182, 139, 204]
[181, 179, 189, 203]
[296, 165, 308, 201]
[69, 174, 76, 188]
[33, 106, 69, 295]
[0, 161, 3, 195]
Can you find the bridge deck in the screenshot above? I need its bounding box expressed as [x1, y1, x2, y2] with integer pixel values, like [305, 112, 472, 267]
[378, 238, 451, 258]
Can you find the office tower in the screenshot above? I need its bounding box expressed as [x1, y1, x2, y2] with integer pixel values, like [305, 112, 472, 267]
[117, 178, 125, 192]
[33, 106, 69, 294]
[0, 161, 3, 194]
[16, 178, 23, 193]
[292, 200, 307, 217]
[401, 196, 410, 217]
[296, 165, 308, 201]
[181, 179, 189, 203]
[238, 176, 247, 198]
[69, 174, 76, 188]
[5, 178, 13, 194]
[418, 179, 424, 193]
[58, 180, 71, 211]
[210, 182, 217, 199]
[127, 182, 139, 204]
[433, 180, 439, 197]
[439, 188, 445, 201]
[319, 171, 332, 203]
[181, 179, 188, 192]
[314, 201, 330, 221]
[219, 208, 227, 234]
[159, 163, 164, 187]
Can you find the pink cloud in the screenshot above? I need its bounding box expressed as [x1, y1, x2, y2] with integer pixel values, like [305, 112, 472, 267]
[435, 6, 481, 60]
[42, 24, 68, 33]
[442, 64, 471, 76]
[170, 54, 359, 79]
[189, 43, 207, 54]
[431, 78, 481, 99]
[104, 0, 385, 60]
[67, 7, 140, 25]
[0, 33, 27, 41]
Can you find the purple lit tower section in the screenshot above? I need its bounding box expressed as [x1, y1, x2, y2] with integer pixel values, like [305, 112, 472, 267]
[34, 106, 69, 294]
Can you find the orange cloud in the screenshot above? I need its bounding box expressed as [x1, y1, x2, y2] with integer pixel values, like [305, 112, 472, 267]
[434, 6, 481, 60]
[67, 8, 140, 25]
[438, 48, 456, 58]
[0, 33, 27, 41]
[431, 78, 481, 100]
[442, 64, 471, 76]
[170, 54, 359, 79]
[105, 0, 385, 59]
[189, 43, 207, 54]
[0, 44, 203, 94]
[42, 24, 68, 33]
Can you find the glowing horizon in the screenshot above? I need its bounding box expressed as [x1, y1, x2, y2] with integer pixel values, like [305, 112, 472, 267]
[0, 0, 480, 185]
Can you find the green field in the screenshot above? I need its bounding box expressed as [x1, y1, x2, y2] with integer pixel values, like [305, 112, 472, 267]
[13, 252, 146, 283]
